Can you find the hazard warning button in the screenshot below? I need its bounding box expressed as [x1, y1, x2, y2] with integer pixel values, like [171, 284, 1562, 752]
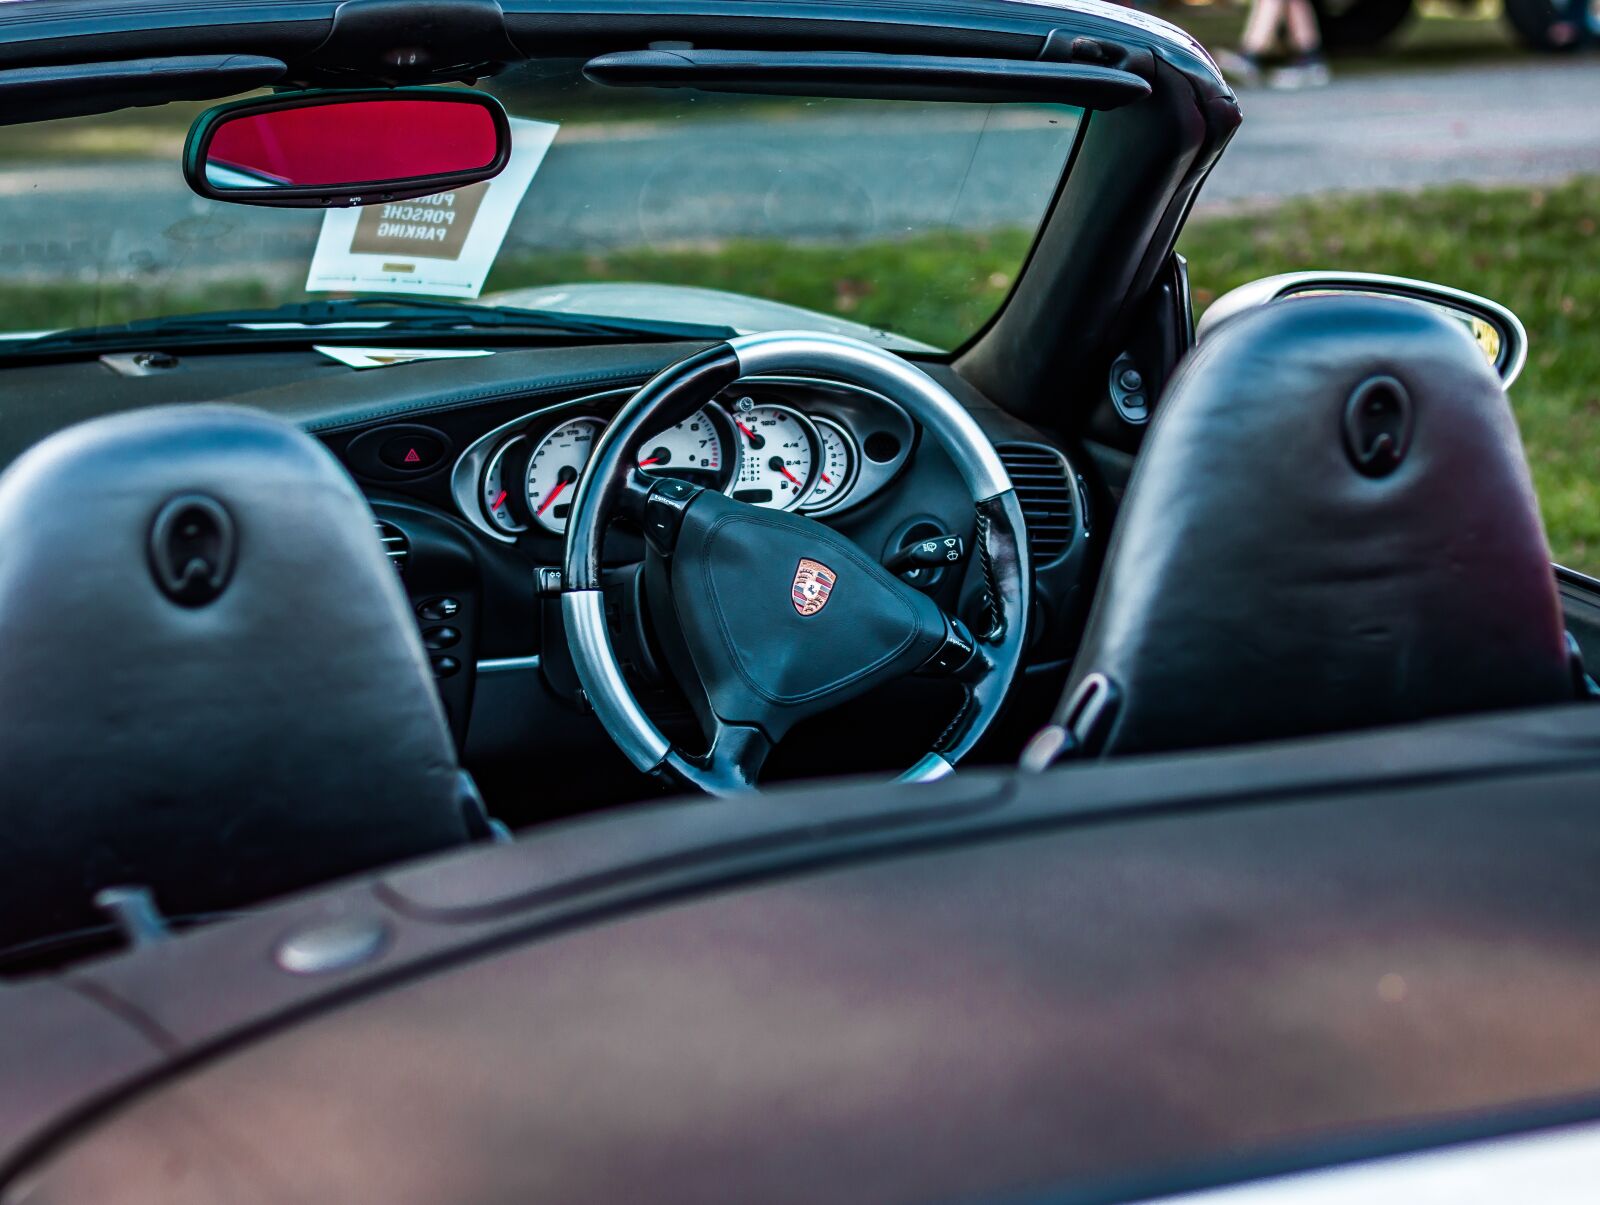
[379, 432, 446, 472]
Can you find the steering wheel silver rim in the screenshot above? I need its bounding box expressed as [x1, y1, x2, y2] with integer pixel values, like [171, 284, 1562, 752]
[561, 330, 1029, 792]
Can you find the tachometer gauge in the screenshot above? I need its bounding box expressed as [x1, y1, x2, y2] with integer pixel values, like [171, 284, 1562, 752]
[799, 417, 858, 514]
[637, 406, 729, 482]
[482, 436, 529, 536]
[728, 403, 817, 509]
[525, 417, 602, 534]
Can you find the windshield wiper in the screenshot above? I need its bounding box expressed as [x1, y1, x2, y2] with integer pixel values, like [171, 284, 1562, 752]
[0, 298, 739, 353]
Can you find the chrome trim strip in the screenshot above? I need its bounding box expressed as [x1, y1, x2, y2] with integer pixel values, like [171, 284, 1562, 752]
[799, 415, 862, 516]
[1556, 563, 1600, 593]
[899, 753, 955, 784]
[561, 589, 670, 769]
[476, 654, 542, 674]
[730, 331, 1014, 500]
[480, 434, 530, 536]
[1196, 270, 1528, 390]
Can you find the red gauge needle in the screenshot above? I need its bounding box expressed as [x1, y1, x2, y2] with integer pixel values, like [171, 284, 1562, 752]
[536, 478, 570, 516]
[736, 420, 758, 442]
[777, 464, 802, 486]
[820, 474, 833, 485]
[638, 457, 661, 467]
[490, 489, 508, 511]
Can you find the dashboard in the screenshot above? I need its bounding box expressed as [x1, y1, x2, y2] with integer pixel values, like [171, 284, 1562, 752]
[0, 341, 1095, 809]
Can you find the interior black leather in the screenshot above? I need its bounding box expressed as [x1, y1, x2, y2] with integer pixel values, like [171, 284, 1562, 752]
[0, 405, 477, 954]
[664, 489, 947, 741]
[1057, 294, 1576, 758]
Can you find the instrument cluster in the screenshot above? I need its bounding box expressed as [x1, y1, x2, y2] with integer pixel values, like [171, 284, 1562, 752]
[451, 377, 914, 543]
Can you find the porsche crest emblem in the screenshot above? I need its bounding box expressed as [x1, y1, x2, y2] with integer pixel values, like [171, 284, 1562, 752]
[791, 558, 837, 617]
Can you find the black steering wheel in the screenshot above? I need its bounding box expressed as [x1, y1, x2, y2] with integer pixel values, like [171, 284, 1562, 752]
[561, 331, 1030, 794]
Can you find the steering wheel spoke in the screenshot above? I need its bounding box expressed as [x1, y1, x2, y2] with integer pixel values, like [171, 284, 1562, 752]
[689, 715, 775, 793]
[658, 704, 776, 794]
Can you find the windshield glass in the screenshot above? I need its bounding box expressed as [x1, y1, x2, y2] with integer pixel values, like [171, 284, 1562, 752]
[0, 61, 1083, 352]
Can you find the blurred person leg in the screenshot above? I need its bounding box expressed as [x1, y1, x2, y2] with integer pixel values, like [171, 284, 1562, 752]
[1269, 0, 1332, 88]
[1215, 0, 1284, 85]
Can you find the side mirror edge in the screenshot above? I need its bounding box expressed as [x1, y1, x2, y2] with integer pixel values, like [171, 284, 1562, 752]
[1197, 270, 1528, 389]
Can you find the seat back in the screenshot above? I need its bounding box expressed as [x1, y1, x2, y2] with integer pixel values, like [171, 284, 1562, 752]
[1047, 295, 1575, 760]
[0, 405, 476, 953]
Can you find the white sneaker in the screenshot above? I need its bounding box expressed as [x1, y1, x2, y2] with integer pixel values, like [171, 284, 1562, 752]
[1268, 57, 1332, 88]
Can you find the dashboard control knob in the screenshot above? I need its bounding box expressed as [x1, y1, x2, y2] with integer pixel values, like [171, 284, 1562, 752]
[417, 596, 460, 620]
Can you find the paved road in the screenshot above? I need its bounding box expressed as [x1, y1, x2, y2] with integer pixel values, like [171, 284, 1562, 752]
[0, 60, 1592, 289]
[1201, 59, 1600, 209]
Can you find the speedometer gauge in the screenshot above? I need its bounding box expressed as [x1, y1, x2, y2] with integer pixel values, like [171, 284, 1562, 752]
[728, 403, 817, 509]
[525, 417, 601, 534]
[800, 417, 858, 513]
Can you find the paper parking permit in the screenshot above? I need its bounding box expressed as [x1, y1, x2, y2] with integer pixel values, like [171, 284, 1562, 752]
[306, 117, 558, 300]
[313, 346, 496, 370]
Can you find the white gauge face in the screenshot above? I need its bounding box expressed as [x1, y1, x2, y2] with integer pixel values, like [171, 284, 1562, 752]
[482, 436, 528, 535]
[801, 419, 856, 512]
[728, 404, 815, 509]
[526, 417, 601, 534]
[638, 406, 726, 478]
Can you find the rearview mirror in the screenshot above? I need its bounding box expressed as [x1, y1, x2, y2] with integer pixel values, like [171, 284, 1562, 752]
[184, 88, 511, 208]
[1198, 272, 1528, 388]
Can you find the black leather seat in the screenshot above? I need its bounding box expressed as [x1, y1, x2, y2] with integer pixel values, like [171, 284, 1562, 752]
[1032, 295, 1579, 763]
[0, 405, 484, 955]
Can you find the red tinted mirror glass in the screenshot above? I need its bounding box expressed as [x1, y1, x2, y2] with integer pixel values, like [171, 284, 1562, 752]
[203, 98, 501, 191]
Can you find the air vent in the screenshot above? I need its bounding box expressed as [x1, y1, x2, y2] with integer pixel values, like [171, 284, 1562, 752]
[998, 443, 1077, 565]
[374, 518, 409, 574]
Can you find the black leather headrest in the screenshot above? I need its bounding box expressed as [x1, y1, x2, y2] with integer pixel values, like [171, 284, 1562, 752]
[0, 405, 473, 952]
[1059, 294, 1573, 758]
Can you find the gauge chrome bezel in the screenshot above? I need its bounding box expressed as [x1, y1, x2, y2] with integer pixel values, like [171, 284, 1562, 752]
[725, 399, 823, 512]
[481, 434, 530, 535]
[450, 375, 912, 541]
[451, 387, 636, 544]
[732, 376, 912, 518]
[798, 415, 861, 515]
[525, 416, 605, 535]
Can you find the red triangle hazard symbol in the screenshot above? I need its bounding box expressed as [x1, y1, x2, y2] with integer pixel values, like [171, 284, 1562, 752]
[403, 448, 421, 464]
